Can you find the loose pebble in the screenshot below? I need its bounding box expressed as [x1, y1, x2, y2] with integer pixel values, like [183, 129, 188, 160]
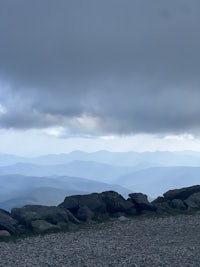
[0, 214, 200, 266]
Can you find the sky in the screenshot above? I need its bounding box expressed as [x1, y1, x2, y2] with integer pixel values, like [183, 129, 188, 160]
[1, 0, 200, 155]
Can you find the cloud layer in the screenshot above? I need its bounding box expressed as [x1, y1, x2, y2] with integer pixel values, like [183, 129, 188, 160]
[0, 0, 200, 135]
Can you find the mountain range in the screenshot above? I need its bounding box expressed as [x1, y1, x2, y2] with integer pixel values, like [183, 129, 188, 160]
[0, 174, 131, 211]
[1, 150, 200, 166]
[0, 150, 200, 210]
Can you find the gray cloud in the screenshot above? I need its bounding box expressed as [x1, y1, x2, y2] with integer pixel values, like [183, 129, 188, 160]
[0, 0, 200, 135]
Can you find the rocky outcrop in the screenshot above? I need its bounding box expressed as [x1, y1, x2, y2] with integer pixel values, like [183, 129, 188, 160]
[59, 191, 136, 221]
[184, 192, 200, 210]
[59, 193, 108, 221]
[101, 191, 136, 215]
[11, 205, 79, 232]
[153, 185, 200, 214]
[128, 193, 156, 213]
[163, 185, 200, 201]
[0, 209, 18, 235]
[1, 185, 200, 238]
[76, 205, 94, 222]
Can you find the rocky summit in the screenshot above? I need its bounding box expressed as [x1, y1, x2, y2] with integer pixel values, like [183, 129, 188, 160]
[0, 185, 200, 266]
[0, 185, 200, 237]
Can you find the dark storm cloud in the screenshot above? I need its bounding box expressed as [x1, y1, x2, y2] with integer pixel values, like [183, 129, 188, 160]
[0, 0, 200, 135]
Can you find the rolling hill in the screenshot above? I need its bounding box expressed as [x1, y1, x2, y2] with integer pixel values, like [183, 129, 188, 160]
[0, 174, 131, 211]
[115, 166, 200, 197]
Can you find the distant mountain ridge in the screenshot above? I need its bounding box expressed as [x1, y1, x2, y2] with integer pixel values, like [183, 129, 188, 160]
[1, 150, 200, 211]
[1, 150, 200, 166]
[0, 161, 135, 183]
[0, 174, 131, 211]
[115, 166, 200, 197]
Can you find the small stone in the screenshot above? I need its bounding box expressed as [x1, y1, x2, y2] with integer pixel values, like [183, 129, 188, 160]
[118, 216, 128, 222]
[0, 230, 11, 237]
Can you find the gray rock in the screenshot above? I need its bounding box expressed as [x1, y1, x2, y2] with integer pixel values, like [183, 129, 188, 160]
[59, 193, 107, 214]
[170, 199, 187, 210]
[184, 199, 199, 210]
[31, 220, 60, 233]
[154, 201, 174, 214]
[101, 191, 135, 214]
[11, 205, 76, 227]
[76, 205, 94, 222]
[164, 185, 200, 201]
[151, 196, 166, 205]
[0, 230, 11, 237]
[128, 193, 156, 212]
[0, 209, 17, 235]
[118, 216, 129, 222]
[59, 191, 136, 220]
[153, 198, 187, 214]
[187, 192, 200, 205]
[184, 192, 200, 210]
[58, 208, 79, 224]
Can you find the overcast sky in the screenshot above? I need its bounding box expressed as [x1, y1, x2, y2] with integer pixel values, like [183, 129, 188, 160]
[1, 0, 200, 155]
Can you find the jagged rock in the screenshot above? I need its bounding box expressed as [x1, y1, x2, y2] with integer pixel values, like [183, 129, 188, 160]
[59, 192, 108, 221]
[11, 205, 77, 228]
[164, 185, 200, 201]
[76, 205, 94, 222]
[101, 191, 136, 215]
[58, 208, 80, 224]
[152, 198, 186, 214]
[0, 209, 17, 235]
[128, 193, 156, 212]
[151, 196, 166, 205]
[0, 185, 199, 238]
[31, 220, 60, 233]
[187, 192, 200, 205]
[59, 191, 136, 221]
[184, 192, 200, 210]
[170, 199, 187, 210]
[184, 199, 199, 210]
[153, 201, 174, 214]
[59, 193, 107, 215]
[0, 230, 11, 237]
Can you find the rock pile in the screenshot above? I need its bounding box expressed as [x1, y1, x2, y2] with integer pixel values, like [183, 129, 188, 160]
[1, 185, 200, 238]
[152, 185, 200, 213]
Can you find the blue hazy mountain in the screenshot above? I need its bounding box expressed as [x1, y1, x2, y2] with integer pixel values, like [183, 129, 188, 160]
[0, 161, 136, 183]
[1, 150, 200, 166]
[1, 151, 200, 210]
[115, 166, 200, 197]
[0, 174, 131, 211]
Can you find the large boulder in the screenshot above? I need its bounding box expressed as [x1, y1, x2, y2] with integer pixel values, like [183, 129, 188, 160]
[164, 185, 200, 201]
[170, 199, 187, 210]
[31, 220, 60, 233]
[11, 205, 77, 229]
[59, 193, 108, 221]
[101, 191, 136, 215]
[0, 209, 18, 235]
[59, 191, 136, 221]
[154, 201, 174, 214]
[152, 197, 187, 214]
[59, 193, 107, 214]
[151, 196, 166, 205]
[184, 192, 200, 210]
[76, 205, 94, 222]
[128, 193, 156, 212]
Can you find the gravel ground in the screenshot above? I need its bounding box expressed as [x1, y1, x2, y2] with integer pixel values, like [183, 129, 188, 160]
[0, 214, 200, 267]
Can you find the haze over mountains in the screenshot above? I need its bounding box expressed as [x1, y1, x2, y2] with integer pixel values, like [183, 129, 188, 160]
[2, 150, 200, 166]
[0, 150, 200, 211]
